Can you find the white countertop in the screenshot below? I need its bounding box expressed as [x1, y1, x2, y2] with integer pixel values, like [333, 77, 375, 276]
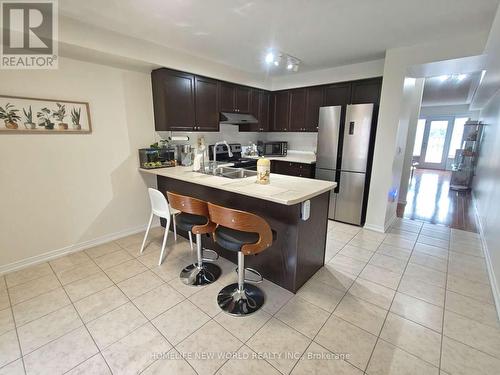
[140, 166, 335, 205]
[245, 151, 316, 164]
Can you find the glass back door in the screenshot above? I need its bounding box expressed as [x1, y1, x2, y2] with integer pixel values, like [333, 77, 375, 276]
[419, 117, 453, 169]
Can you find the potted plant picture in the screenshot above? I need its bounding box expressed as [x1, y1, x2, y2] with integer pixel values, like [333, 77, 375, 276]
[53, 103, 68, 130]
[23, 106, 36, 129]
[71, 107, 81, 130]
[37, 107, 55, 129]
[0, 103, 21, 129]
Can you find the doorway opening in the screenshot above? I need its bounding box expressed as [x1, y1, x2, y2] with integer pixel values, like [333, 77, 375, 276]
[398, 72, 484, 232]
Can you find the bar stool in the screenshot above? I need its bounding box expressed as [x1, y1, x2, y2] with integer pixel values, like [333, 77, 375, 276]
[207, 202, 274, 316]
[140, 188, 180, 265]
[167, 192, 221, 286]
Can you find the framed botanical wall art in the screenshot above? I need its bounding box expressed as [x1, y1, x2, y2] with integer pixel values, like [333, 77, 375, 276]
[0, 95, 92, 134]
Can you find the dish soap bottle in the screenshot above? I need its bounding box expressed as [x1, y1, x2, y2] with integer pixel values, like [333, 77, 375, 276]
[256, 157, 270, 184]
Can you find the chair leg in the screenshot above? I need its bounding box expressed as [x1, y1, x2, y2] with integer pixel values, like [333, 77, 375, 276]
[158, 217, 170, 265]
[188, 231, 193, 250]
[172, 214, 177, 241]
[140, 213, 154, 254]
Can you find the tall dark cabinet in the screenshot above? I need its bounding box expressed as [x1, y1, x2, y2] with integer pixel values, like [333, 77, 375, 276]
[151, 69, 195, 131]
[304, 86, 325, 132]
[289, 88, 307, 131]
[271, 91, 290, 132]
[242, 89, 270, 132]
[194, 76, 219, 131]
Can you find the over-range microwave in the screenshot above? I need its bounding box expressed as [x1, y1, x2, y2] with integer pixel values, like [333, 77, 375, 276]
[263, 141, 288, 156]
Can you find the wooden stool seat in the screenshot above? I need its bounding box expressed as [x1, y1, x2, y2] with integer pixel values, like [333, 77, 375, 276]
[166, 192, 221, 286]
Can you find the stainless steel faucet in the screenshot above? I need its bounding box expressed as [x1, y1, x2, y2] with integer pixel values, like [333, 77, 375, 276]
[213, 141, 233, 173]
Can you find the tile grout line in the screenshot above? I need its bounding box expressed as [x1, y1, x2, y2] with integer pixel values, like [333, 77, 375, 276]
[362, 220, 433, 373]
[47, 261, 115, 375]
[437, 228, 451, 375]
[286, 225, 382, 374]
[4, 280, 27, 375]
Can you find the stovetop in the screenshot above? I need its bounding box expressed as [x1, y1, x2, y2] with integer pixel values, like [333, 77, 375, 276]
[208, 143, 257, 169]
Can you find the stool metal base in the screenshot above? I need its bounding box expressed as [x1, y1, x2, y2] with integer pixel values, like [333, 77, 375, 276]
[217, 283, 265, 316]
[180, 263, 221, 286]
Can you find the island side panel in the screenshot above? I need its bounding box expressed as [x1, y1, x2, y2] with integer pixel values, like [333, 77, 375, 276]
[294, 191, 330, 291]
[157, 175, 311, 292]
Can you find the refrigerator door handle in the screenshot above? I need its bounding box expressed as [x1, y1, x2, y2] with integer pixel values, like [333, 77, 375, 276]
[334, 170, 341, 194]
[349, 121, 355, 135]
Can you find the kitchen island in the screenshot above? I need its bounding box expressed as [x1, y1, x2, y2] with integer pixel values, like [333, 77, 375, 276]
[140, 166, 335, 292]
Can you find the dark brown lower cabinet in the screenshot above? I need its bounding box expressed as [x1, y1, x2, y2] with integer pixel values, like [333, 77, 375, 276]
[271, 161, 316, 178]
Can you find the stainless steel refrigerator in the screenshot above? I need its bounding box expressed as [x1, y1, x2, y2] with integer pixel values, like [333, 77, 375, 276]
[315, 104, 375, 225]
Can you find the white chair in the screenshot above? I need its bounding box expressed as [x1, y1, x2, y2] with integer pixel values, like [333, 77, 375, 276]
[141, 188, 181, 265]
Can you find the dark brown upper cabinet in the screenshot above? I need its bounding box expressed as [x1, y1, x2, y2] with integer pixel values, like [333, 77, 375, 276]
[259, 91, 270, 132]
[152, 69, 195, 131]
[219, 83, 251, 113]
[289, 88, 307, 132]
[271, 91, 290, 132]
[324, 82, 351, 107]
[241, 89, 270, 132]
[305, 86, 324, 132]
[219, 82, 236, 112]
[235, 86, 251, 113]
[351, 78, 383, 105]
[194, 76, 219, 131]
[152, 66, 382, 133]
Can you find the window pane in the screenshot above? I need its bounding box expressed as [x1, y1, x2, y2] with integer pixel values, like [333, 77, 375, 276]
[413, 119, 426, 156]
[448, 117, 468, 158]
[424, 120, 448, 163]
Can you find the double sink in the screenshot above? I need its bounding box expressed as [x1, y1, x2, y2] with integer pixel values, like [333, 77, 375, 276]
[200, 165, 257, 179]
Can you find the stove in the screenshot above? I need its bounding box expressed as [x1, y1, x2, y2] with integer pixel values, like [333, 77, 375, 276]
[209, 143, 258, 170]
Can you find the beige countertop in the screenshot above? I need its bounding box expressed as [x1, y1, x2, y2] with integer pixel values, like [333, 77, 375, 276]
[245, 151, 316, 164]
[140, 166, 335, 205]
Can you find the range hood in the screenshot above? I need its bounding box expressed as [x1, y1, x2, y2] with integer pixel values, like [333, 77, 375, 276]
[219, 112, 258, 124]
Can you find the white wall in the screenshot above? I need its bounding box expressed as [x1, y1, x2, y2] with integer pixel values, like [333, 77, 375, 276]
[0, 57, 156, 271]
[474, 89, 500, 309]
[271, 59, 385, 90]
[398, 79, 425, 205]
[365, 32, 489, 232]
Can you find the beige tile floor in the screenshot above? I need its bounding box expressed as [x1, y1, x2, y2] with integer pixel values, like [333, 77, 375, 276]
[0, 219, 499, 374]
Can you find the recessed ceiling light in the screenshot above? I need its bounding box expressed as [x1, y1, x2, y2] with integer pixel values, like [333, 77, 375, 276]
[437, 75, 450, 82]
[286, 63, 293, 70]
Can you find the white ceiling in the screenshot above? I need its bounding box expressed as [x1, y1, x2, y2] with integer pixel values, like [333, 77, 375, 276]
[59, 0, 499, 76]
[422, 72, 483, 107]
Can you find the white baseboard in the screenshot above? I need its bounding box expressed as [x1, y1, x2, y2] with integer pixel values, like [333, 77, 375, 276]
[472, 193, 500, 321]
[363, 212, 398, 234]
[363, 223, 386, 233]
[0, 223, 160, 276]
